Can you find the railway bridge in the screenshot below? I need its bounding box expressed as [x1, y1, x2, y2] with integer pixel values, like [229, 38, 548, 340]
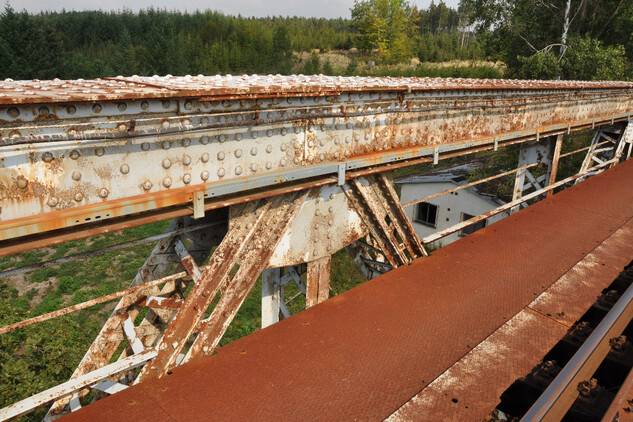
[1, 75, 633, 421]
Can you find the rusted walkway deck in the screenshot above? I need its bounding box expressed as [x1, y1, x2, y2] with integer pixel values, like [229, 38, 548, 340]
[62, 160, 633, 421]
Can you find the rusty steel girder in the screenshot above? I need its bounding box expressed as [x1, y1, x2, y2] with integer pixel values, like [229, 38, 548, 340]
[1, 76, 633, 244]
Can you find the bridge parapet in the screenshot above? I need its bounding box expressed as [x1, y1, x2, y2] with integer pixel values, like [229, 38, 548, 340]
[2, 75, 633, 245]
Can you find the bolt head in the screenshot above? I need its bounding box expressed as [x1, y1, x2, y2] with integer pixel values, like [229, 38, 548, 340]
[16, 177, 28, 189]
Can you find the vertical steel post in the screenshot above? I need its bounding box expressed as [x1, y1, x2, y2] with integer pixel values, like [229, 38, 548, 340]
[306, 256, 332, 308]
[261, 268, 282, 328]
[547, 134, 564, 197]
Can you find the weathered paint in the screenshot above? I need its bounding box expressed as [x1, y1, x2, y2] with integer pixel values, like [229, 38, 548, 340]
[2, 75, 633, 243]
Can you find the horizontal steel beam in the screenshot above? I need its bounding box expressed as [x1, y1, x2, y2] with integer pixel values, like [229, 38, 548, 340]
[1, 75, 632, 244]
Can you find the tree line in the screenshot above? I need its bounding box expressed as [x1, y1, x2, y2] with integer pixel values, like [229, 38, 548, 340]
[0, 2, 486, 81]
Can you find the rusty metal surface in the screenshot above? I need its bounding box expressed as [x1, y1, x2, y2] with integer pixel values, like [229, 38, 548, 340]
[388, 309, 569, 421]
[60, 158, 633, 422]
[2, 75, 633, 245]
[1, 75, 632, 105]
[389, 216, 633, 421]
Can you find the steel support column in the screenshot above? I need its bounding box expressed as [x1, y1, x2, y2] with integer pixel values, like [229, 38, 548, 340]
[306, 256, 331, 308]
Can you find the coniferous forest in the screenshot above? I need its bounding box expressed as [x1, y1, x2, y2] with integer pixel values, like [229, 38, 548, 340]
[0, 2, 489, 81]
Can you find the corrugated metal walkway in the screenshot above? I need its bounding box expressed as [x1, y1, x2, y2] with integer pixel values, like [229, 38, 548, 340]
[62, 160, 633, 421]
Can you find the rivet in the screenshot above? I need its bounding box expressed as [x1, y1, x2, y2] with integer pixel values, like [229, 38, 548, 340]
[16, 176, 28, 189]
[280, 159, 286, 167]
[280, 144, 287, 151]
[235, 133, 243, 141]
[38, 106, 50, 116]
[162, 121, 170, 129]
[235, 149, 242, 158]
[328, 206, 334, 213]
[281, 128, 287, 136]
[163, 177, 172, 187]
[182, 138, 191, 147]
[308, 141, 315, 148]
[219, 134, 227, 143]
[266, 129, 273, 137]
[217, 168, 226, 177]
[183, 155, 191, 166]
[329, 193, 334, 200]
[66, 105, 76, 115]
[184, 100, 192, 110]
[251, 163, 258, 172]
[319, 139, 326, 147]
[162, 100, 171, 109]
[74, 193, 83, 202]
[250, 130, 258, 139]
[294, 157, 300, 164]
[47, 197, 58, 207]
[92, 104, 102, 113]
[99, 188, 109, 198]
[319, 153, 325, 161]
[141, 142, 150, 151]
[69, 150, 80, 160]
[71, 171, 81, 181]
[294, 127, 301, 134]
[7, 107, 19, 118]
[266, 161, 272, 170]
[183, 173, 191, 184]
[250, 147, 258, 156]
[95, 147, 105, 156]
[201, 170, 209, 181]
[235, 166, 243, 175]
[162, 140, 171, 150]
[141, 101, 149, 110]
[345, 137, 351, 144]
[200, 136, 209, 145]
[266, 144, 273, 153]
[120, 164, 129, 174]
[307, 155, 314, 163]
[143, 181, 152, 190]
[328, 219, 333, 226]
[118, 103, 127, 112]
[41, 152, 54, 163]
[162, 158, 171, 169]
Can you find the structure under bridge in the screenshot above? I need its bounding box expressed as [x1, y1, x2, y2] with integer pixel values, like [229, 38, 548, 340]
[1, 75, 633, 421]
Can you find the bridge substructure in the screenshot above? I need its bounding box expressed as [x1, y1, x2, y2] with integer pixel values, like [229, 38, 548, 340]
[1, 75, 633, 421]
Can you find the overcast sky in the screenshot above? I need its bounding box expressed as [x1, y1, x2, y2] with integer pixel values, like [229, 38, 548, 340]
[12, 0, 461, 19]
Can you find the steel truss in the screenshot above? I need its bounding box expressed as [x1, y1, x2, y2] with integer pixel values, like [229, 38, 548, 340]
[1, 76, 633, 421]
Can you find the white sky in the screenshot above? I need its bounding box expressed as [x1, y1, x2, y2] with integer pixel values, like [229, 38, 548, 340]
[12, 0, 461, 18]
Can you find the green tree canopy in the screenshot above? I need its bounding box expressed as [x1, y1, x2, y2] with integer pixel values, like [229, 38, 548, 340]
[461, 0, 632, 80]
[351, 0, 418, 63]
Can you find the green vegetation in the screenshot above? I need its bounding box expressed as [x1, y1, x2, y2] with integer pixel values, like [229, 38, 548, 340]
[0, 1, 488, 80]
[462, 0, 633, 80]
